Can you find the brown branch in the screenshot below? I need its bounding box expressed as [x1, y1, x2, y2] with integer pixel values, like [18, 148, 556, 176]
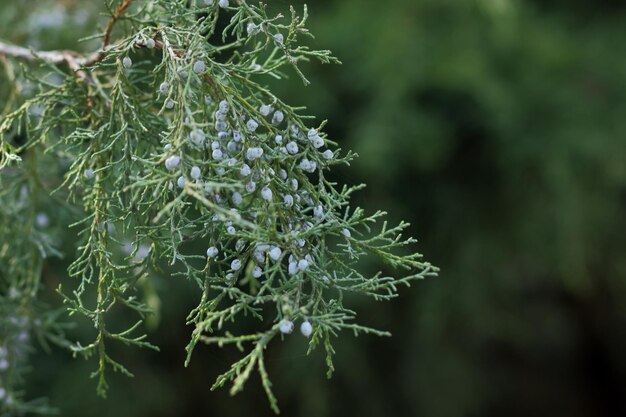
[85, 0, 135, 66]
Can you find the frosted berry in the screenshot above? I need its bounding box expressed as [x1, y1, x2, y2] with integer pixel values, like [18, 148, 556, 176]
[84, 168, 95, 179]
[159, 81, 170, 94]
[232, 192, 243, 206]
[300, 321, 313, 337]
[273, 33, 284, 45]
[35, 213, 49, 228]
[219, 0, 229, 8]
[259, 104, 272, 117]
[122, 57, 132, 68]
[190, 166, 201, 179]
[247, 22, 258, 36]
[297, 259, 309, 271]
[212, 149, 223, 160]
[246, 147, 264, 160]
[206, 246, 219, 258]
[177, 176, 185, 188]
[272, 110, 284, 124]
[261, 187, 273, 201]
[193, 60, 206, 74]
[240, 164, 251, 177]
[252, 266, 263, 278]
[246, 119, 259, 132]
[189, 129, 206, 146]
[269, 246, 282, 261]
[279, 319, 294, 334]
[286, 141, 298, 154]
[231, 258, 242, 270]
[146, 38, 156, 49]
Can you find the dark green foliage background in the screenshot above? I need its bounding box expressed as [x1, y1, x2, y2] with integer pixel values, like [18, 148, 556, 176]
[2, 0, 626, 416]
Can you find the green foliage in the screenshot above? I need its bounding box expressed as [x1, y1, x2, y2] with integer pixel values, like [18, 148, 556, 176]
[0, 0, 434, 414]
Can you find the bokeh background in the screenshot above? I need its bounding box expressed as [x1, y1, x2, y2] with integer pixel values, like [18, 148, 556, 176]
[2, 0, 626, 416]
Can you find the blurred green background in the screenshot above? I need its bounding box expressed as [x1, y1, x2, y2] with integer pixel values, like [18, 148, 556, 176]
[3, 0, 626, 416]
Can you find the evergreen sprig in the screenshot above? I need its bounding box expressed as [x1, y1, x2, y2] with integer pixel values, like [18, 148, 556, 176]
[0, 0, 437, 413]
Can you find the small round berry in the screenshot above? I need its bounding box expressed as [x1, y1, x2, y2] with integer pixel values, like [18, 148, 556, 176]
[227, 140, 237, 153]
[232, 192, 243, 206]
[190, 166, 201, 179]
[246, 147, 264, 160]
[206, 246, 219, 258]
[311, 135, 324, 149]
[291, 178, 299, 190]
[275, 135, 283, 145]
[205, 0, 214, 4]
[177, 176, 185, 188]
[227, 225, 236, 234]
[159, 81, 170, 94]
[146, 38, 156, 49]
[259, 104, 272, 117]
[193, 60, 206, 74]
[212, 149, 223, 160]
[219, 100, 229, 113]
[246, 181, 257, 192]
[219, 0, 229, 8]
[272, 110, 284, 124]
[313, 204, 324, 219]
[35, 213, 49, 228]
[252, 266, 263, 278]
[233, 131, 242, 142]
[261, 187, 273, 201]
[300, 321, 313, 337]
[286, 141, 299, 154]
[307, 128, 318, 138]
[240, 164, 251, 177]
[297, 259, 309, 271]
[246, 119, 259, 132]
[322, 149, 334, 160]
[84, 168, 95, 179]
[122, 57, 132, 68]
[165, 98, 175, 109]
[288, 261, 298, 275]
[189, 129, 206, 146]
[279, 319, 294, 334]
[283, 194, 294, 208]
[205, 94, 212, 104]
[269, 246, 282, 261]
[178, 68, 188, 79]
[247, 22, 258, 35]
[273, 33, 284, 45]
[215, 120, 228, 132]
[342, 228, 351, 238]
[299, 159, 317, 173]
[211, 141, 221, 150]
[231, 258, 242, 270]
